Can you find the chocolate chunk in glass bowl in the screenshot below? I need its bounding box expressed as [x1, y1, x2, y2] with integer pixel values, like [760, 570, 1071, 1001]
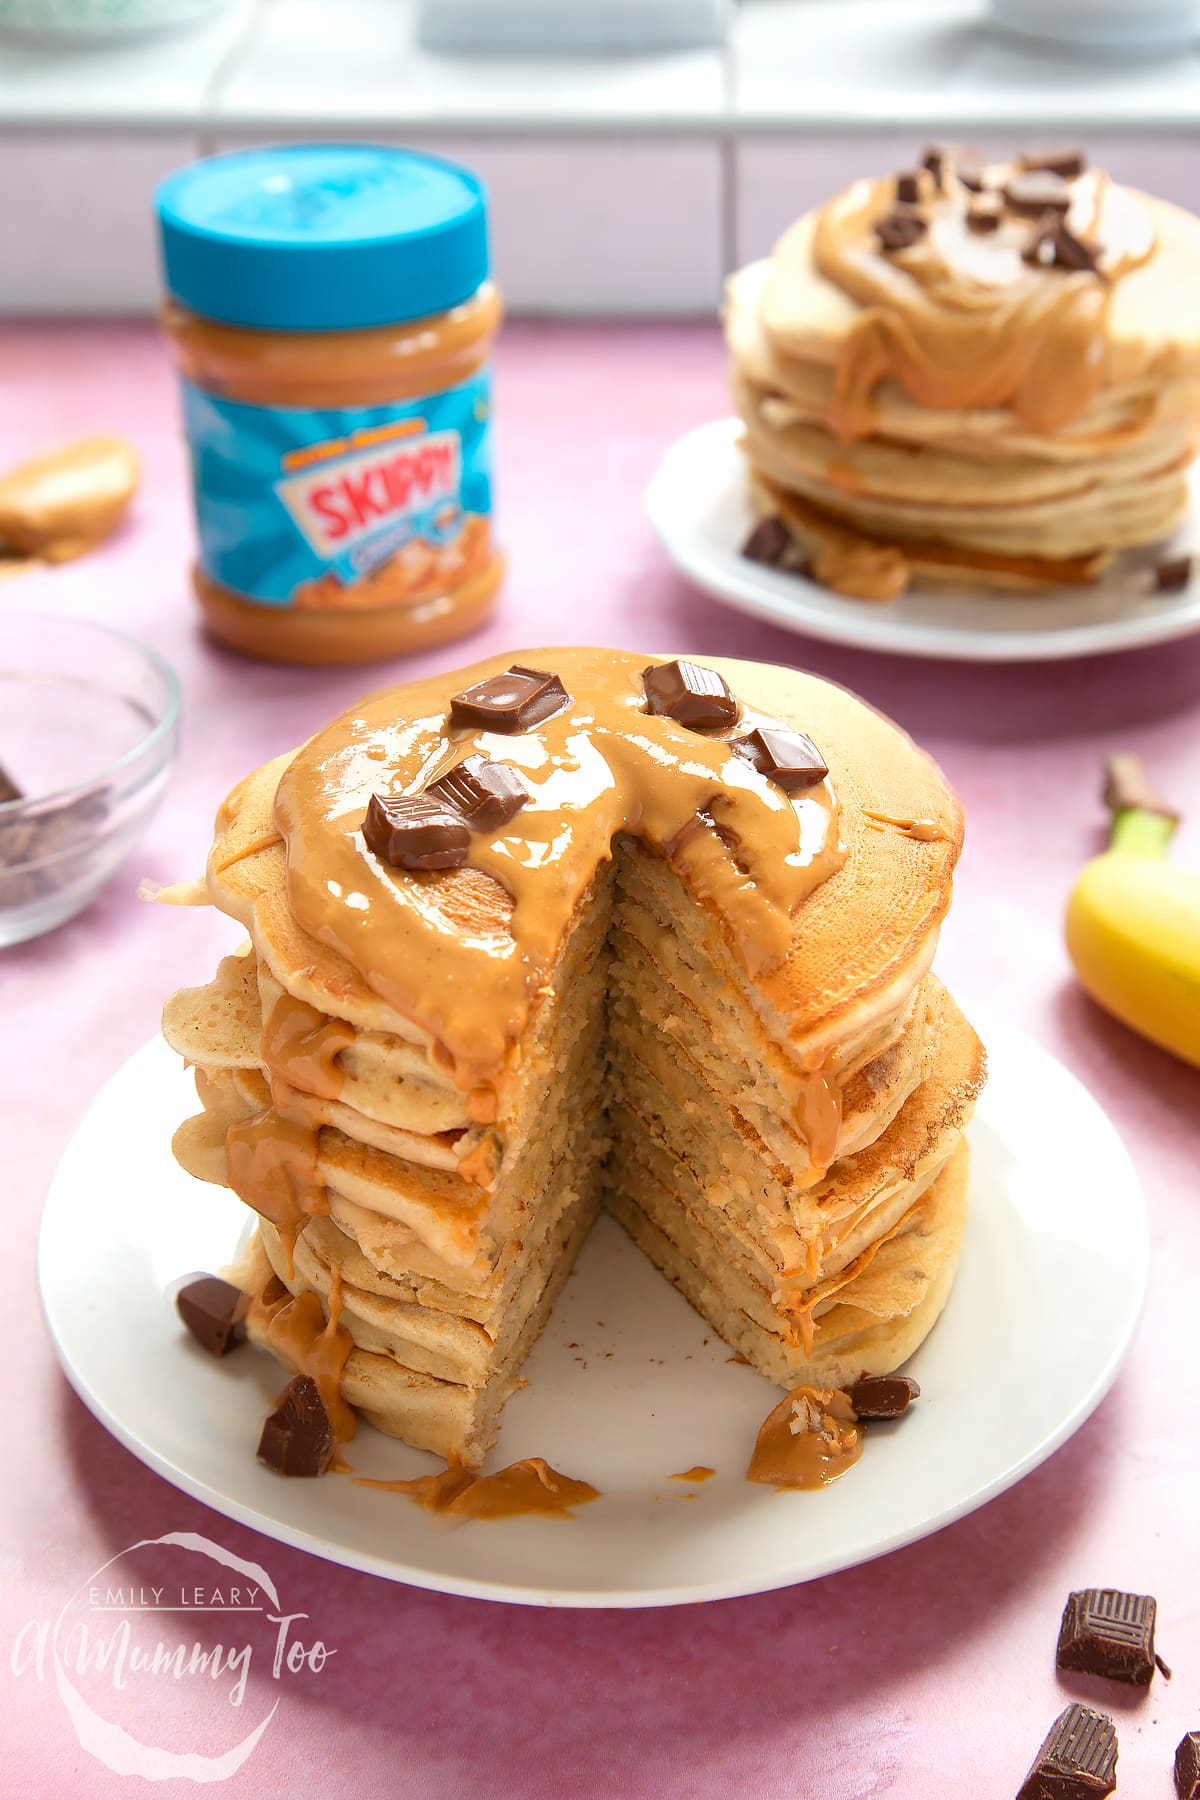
[1021, 146, 1087, 180]
[846, 1374, 920, 1419]
[176, 1275, 245, 1358]
[642, 660, 739, 730]
[733, 725, 829, 793]
[1017, 1706, 1118, 1800]
[741, 516, 791, 567]
[257, 1375, 334, 1478]
[876, 210, 926, 253]
[1056, 1589, 1158, 1687]
[0, 763, 22, 805]
[427, 754, 529, 833]
[1005, 170, 1073, 216]
[449, 665, 569, 732]
[363, 793, 470, 871]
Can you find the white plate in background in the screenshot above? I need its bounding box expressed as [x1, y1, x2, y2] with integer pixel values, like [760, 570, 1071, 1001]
[39, 1014, 1145, 1608]
[645, 418, 1200, 663]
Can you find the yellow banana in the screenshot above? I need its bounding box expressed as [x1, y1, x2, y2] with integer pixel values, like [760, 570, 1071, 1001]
[1065, 754, 1200, 1069]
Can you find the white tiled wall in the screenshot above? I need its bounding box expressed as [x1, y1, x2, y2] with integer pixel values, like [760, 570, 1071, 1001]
[4, 0, 1200, 315]
[213, 132, 726, 314]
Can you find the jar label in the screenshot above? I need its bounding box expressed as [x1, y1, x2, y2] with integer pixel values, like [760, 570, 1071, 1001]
[180, 372, 493, 609]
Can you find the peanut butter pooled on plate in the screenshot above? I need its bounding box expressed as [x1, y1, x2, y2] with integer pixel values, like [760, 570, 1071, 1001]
[746, 1384, 863, 1490]
[356, 1456, 599, 1520]
[0, 436, 138, 563]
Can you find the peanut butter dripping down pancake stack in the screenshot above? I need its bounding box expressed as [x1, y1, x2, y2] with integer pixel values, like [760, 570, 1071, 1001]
[726, 146, 1200, 599]
[163, 649, 984, 1466]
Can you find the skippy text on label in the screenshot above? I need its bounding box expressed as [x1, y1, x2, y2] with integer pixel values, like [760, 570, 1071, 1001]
[181, 368, 492, 609]
[277, 428, 461, 561]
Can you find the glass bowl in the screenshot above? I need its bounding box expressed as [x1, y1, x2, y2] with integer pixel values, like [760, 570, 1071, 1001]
[0, 615, 180, 947]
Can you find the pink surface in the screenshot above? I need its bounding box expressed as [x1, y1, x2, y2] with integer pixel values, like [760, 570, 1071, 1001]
[3, 320, 1199, 1799]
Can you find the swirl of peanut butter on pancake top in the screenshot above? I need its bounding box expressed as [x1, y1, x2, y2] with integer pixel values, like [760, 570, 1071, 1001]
[273, 647, 844, 1087]
[813, 170, 1157, 442]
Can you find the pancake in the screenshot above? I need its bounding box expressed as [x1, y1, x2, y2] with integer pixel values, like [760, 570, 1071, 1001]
[162, 647, 985, 1467]
[725, 150, 1200, 598]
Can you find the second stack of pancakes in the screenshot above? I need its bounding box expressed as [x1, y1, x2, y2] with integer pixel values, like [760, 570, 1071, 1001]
[726, 145, 1200, 598]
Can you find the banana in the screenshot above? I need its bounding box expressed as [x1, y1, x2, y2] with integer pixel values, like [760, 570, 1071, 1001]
[1065, 754, 1200, 1069]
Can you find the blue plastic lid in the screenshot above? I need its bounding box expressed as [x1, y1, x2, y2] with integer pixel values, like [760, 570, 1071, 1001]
[156, 143, 489, 332]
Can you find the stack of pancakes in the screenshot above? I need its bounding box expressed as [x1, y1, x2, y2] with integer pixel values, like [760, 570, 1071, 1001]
[726, 147, 1200, 598]
[164, 648, 984, 1466]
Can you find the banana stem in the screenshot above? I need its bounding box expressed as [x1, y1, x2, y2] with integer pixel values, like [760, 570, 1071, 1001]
[1110, 807, 1176, 858]
[1103, 753, 1178, 858]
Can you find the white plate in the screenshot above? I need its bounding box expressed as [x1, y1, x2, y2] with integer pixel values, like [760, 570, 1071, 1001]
[644, 419, 1200, 663]
[39, 1014, 1145, 1609]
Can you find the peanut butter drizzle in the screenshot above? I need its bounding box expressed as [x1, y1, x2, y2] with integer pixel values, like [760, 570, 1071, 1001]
[668, 1465, 716, 1483]
[812, 170, 1156, 443]
[261, 993, 353, 1100]
[812, 537, 909, 603]
[0, 435, 138, 561]
[356, 1456, 599, 1519]
[253, 1272, 356, 1444]
[793, 1053, 841, 1180]
[226, 1107, 328, 1276]
[862, 809, 945, 842]
[273, 647, 845, 1088]
[746, 1385, 862, 1490]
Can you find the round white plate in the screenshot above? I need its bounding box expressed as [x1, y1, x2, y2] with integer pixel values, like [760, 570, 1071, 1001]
[644, 418, 1200, 663]
[39, 1013, 1145, 1609]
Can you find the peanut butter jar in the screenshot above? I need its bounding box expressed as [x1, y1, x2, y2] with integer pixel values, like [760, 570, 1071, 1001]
[156, 144, 503, 665]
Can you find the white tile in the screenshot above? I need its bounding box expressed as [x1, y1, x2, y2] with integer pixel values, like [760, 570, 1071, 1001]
[0, 0, 259, 128]
[215, 0, 725, 130]
[733, 0, 1200, 131]
[735, 132, 1200, 267]
[214, 132, 725, 313]
[0, 132, 194, 311]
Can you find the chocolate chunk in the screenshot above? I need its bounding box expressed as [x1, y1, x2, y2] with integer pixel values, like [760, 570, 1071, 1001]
[363, 793, 470, 871]
[1006, 170, 1073, 216]
[427, 754, 529, 833]
[733, 725, 828, 793]
[262, 1273, 289, 1306]
[1176, 1732, 1200, 1799]
[0, 763, 22, 805]
[449, 665, 569, 732]
[176, 1276, 245, 1358]
[1056, 1589, 1158, 1687]
[1024, 217, 1100, 274]
[1022, 146, 1087, 180]
[967, 195, 1004, 234]
[957, 160, 990, 194]
[847, 1374, 920, 1419]
[1017, 1706, 1118, 1800]
[642, 660, 739, 731]
[1052, 225, 1101, 273]
[921, 142, 984, 189]
[257, 1375, 334, 1478]
[741, 516, 791, 567]
[895, 169, 923, 205]
[1154, 554, 1193, 593]
[876, 210, 926, 253]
